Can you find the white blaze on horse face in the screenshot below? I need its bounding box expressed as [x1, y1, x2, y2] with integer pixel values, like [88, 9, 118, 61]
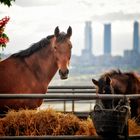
[54, 42, 71, 72]
[57, 55, 69, 72]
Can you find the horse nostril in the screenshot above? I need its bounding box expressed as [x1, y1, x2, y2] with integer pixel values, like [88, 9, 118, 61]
[66, 69, 69, 75]
[59, 69, 69, 76]
[59, 69, 62, 75]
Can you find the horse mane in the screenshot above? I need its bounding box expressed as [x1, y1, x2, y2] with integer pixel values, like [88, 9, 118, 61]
[100, 69, 122, 79]
[11, 35, 54, 58]
[100, 69, 140, 81]
[100, 69, 140, 93]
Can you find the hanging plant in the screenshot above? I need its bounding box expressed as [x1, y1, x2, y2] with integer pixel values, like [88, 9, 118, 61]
[0, 16, 10, 51]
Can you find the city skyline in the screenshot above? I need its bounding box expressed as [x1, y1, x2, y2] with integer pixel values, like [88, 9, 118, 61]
[71, 20, 140, 70]
[81, 20, 140, 57]
[0, 0, 140, 56]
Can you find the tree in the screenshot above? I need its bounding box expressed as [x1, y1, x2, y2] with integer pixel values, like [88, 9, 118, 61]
[0, 0, 15, 7]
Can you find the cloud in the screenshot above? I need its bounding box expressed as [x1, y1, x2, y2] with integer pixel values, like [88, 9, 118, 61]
[92, 11, 140, 22]
[15, 0, 66, 7]
[1, 0, 140, 56]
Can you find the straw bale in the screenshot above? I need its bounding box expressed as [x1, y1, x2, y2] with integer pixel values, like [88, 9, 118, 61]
[3, 109, 36, 136]
[0, 108, 96, 136]
[1, 108, 140, 136]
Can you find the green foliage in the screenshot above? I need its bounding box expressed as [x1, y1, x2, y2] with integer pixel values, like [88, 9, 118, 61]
[0, 0, 15, 7]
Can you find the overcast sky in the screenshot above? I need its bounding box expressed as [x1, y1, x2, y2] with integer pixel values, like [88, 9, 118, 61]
[0, 0, 140, 56]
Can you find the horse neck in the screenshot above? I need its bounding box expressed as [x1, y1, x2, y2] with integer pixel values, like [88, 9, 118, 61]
[24, 45, 58, 88]
[111, 76, 128, 94]
[113, 74, 140, 95]
[126, 74, 140, 94]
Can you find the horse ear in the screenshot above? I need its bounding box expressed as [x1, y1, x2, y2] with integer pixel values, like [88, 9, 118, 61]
[92, 79, 98, 86]
[106, 76, 111, 85]
[54, 26, 60, 37]
[67, 26, 72, 38]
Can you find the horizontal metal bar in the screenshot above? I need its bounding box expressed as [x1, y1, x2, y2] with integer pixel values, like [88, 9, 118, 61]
[47, 90, 96, 93]
[0, 135, 140, 140]
[0, 135, 125, 140]
[129, 135, 140, 140]
[43, 99, 95, 102]
[0, 136, 95, 140]
[0, 94, 140, 99]
[48, 86, 96, 89]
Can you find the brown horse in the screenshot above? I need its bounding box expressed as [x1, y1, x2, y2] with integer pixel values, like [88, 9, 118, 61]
[92, 69, 140, 119]
[0, 26, 72, 113]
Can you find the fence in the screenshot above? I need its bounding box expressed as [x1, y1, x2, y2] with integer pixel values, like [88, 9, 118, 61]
[46, 86, 96, 115]
[0, 86, 140, 139]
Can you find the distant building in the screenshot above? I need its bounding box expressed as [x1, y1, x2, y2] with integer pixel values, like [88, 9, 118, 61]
[133, 21, 139, 53]
[104, 24, 111, 55]
[71, 21, 140, 69]
[82, 21, 93, 57]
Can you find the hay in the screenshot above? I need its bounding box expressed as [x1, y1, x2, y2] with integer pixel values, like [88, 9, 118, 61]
[0, 108, 96, 136]
[128, 118, 140, 135]
[0, 108, 140, 136]
[75, 118, 97, 135]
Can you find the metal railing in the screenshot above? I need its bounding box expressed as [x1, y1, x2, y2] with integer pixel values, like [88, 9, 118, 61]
[0, 86, 140, 139]
[1, 135, 140, 140]
[0, 93, 140, 99]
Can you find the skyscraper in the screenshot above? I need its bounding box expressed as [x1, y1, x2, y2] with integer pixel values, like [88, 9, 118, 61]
[82, 21, 93, 56]
[104, 24, 111, 55]
[133, 21, 139, 52]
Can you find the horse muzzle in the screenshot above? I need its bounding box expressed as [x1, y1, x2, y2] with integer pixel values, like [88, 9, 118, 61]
[59, 69, 69, 80]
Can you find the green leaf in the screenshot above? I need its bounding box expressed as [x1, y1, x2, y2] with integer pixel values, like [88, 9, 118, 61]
[0, 0, 15, 7]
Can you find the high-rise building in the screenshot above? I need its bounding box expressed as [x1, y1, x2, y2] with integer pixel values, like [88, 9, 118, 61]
[82, 21, 93, 57]
[104, 24, 111, 55]
[133, 21, 139, 53]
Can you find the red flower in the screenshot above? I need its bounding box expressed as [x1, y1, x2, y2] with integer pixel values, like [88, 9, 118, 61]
[0, 37, 9, 44]
[0, 16, 10, 49]
[0, 16, 10, 29]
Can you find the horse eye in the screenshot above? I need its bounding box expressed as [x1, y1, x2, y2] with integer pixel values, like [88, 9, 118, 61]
[54, 46, 57, 52]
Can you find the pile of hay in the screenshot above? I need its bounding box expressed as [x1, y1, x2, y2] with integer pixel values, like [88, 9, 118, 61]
[0, 108, 96, 136]
[0, 108, 140, 136]
[128, 118, 140, 135]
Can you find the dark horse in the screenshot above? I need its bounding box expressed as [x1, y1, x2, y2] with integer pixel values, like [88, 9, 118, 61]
[0, 26, 72, 113]
[92, 69, 140, 119]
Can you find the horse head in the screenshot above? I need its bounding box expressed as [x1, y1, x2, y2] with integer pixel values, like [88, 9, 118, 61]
[92, 76, 115, 109]
[92, 76, 114, 95]
[51, 26, 72, 79]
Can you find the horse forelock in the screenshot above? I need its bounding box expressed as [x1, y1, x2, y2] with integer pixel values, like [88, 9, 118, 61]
[56, 32, 68, 42]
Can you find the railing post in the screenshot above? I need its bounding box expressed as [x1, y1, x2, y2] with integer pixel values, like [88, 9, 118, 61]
[63, 100, 66, 113]
[72, 88, 75, 113]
